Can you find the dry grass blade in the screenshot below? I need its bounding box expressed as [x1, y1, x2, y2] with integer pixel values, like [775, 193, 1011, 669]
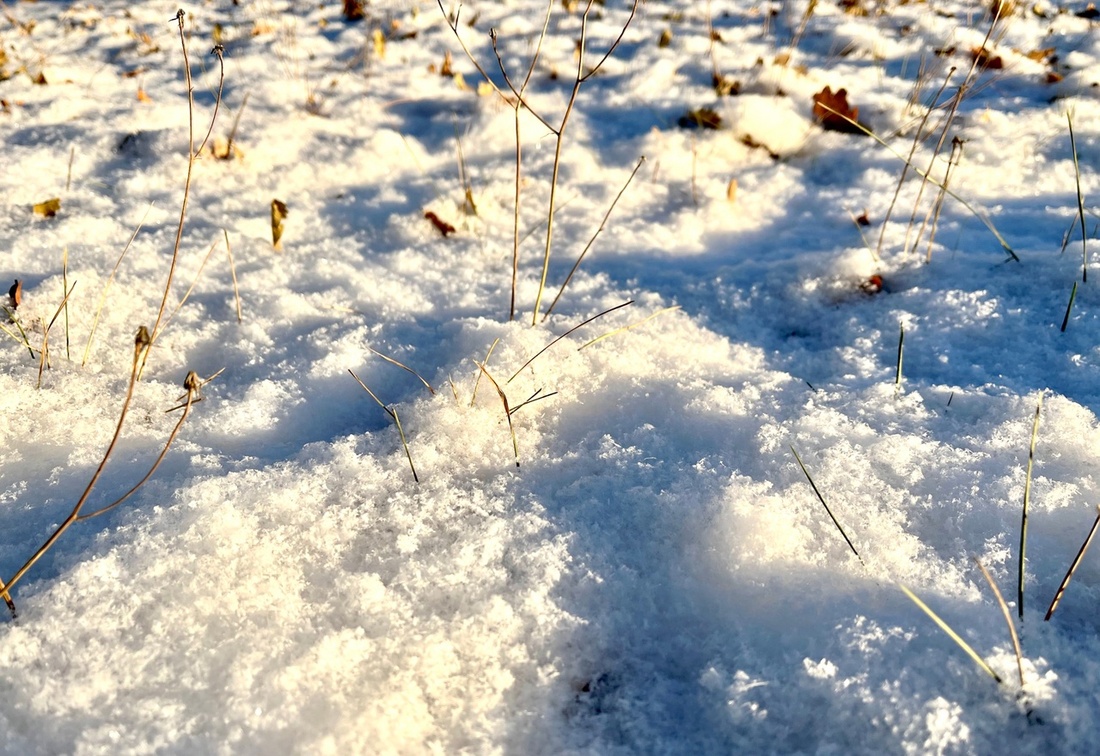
[162, 236, 223, 330]
[1061, 281, 1077, 333]
[508, 300, 633, 383]
[476, 361, 519, 467]
[973, 556, 1025, 687]
[894, 322, 904, 394]
[899, 583, 1003, 684]
[349, 369, 419, 482]
[0, 308, 35, 358]
[1044, 505, 1100, 622]
[578, 305, 680, 350]
[61, 247, 71, 360]
[37, 282, 77, 390]
[817, 101, 1018, 262]
[790, 445, 863, 565]
[1069, 110, 1088, 282]
[1018, 392, 1042, 620]
[543, 155, 646, 320]
[368, 346, 436, 395]
[470, 337, 500, 406]
[508, 387, 557, 415]
[224, 229, 243, 323]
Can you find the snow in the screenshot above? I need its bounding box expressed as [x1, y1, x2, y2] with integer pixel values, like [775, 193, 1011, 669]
[2, 0, 1100, 752]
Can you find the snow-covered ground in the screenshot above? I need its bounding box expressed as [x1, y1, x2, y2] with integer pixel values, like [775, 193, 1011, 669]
[2, 0, 1100, 752]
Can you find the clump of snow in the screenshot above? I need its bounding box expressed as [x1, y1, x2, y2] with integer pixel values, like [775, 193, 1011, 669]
[3, 0, 1100, 752]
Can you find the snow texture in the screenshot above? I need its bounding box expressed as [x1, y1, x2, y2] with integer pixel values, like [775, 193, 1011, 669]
[2, 0, 1100, 753]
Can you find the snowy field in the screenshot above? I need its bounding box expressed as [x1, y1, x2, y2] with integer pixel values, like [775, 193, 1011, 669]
[2, 0, 1100, 752]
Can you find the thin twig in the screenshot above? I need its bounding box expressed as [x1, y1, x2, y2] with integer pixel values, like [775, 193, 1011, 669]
[543, 155, 645, 320]
[790, 445, 863, 565]
[1044, 504, 1100, 622]
[1018, 392, 1043, 620]
[368, 346, 435, 394]
[973, 556, 1025, 688]
[508, 300, 633, 383]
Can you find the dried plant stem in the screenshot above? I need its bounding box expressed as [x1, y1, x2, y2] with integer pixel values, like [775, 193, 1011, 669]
[894, 322, 904, 394]
[36, 283, 77, 390]
[818, 102, 1017, 262]
[508, 387, 557, 415]
[470, 337, 500, 406]
[1018, 392, 1043, 620]
[1069, 110, 1088, 282]
[875, 68, 955, 259]
[476, 361, 519, 467]
[899, 583, 1003, 683]
[2, 328, 152, 615]
[1061, 281, 1078, 333]
[973, 556, 1024, 687]
[790, 445, 863, 565]
[145, 16, 224, 373]
[1044, 505, 1100, 622]
[578, 305, 680, 350]
[543, 155, 646, 320]
[368, 346, 435, 394]
[224, 229, 243, 323]
[920, 137, 963, 262]
[1, 307, 35, 358]
[508, 299, 633, 383]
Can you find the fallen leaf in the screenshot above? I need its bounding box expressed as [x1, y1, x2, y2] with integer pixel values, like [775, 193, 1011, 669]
[33, 198, 61, 217]
[137, 86, 152, 102]
[726, 178, 737, 203]
[971, 46, 1004, 70]
[33, 71, 47, 85]
[812, 86, 867, 135]
[1046, 71, 1064, 84]
[271, 199, 288, 250]
[8, 280, 21, 309]
[1024, 47, 1056, 62]
[210, 136, 243, 160]
[678, 107, 722, 130]
[658, 29, 672, 48]
[424, 211, 456, 237]
[1076, 3, 1100, 19]
[714, 74, 740, 96]
[343, 0, 365, 21]
[373, 28, 386, 58]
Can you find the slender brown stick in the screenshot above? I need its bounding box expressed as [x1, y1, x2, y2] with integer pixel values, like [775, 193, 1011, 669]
[508, 299, 633, 383]
[146, 18, 224, 373]
[36, 282, 77, 390]
[973, 556, 1025, 688]
[1045, 505, 1100, 621]
[368, 346, 435, 394]
[543, 155, 645, 320]
[224, 229, 243, 323]
[476, 361, 518, 467]
[1, 327, 151, 613]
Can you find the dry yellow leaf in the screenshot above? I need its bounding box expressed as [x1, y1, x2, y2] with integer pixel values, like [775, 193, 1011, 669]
[372, 28, 385, 58]
[33, 198, 61, 217]
[726, 179, 737, 203]
[271, 199, 288, 250]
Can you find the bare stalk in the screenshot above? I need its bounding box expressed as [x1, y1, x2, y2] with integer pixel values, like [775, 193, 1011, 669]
[543, 155, 645, 320]
[508, 299, 632, 383]
[1044, 505, 1100, 622]
[145, 14, 224, 373]
[1, 327, 152, 615]
[973, 556, 1025, 688]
